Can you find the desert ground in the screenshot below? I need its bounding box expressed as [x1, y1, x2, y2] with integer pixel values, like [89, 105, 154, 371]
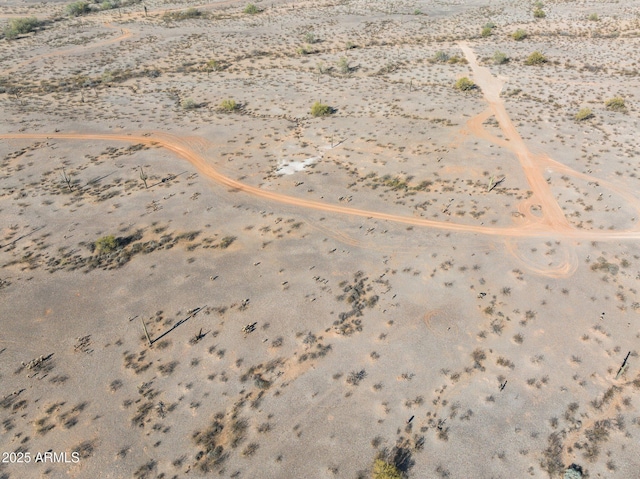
[1, 0, 640, 477]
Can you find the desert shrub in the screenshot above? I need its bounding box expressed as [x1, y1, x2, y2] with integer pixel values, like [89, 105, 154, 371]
[493, 51, 508, 64]
[205, 59, 222, 73]
[219, 99, 238, 112]
[372, 459, 403, 479]
[575, 108, 594, 121]
[588, 13, 599, 21]
[95, 235, 118, 254]
[163, 7, 201, 21]
[481, 26, 492, 37]
[297, 44, 315, 55]
[434, 51, 449, 63]
[484, 21, 496, 29]
[181, 98, 198, 110]
[4, 17, 40, 39]
[512, 29, 527, 41]
[100, 0, 119, 10]
[533, 8, 546, 18]
[605, 96, 626, 111]
[454, 77, 476, 91]
[219, 236, 236, 248]
[243, 3, 260, 14]
[564, 464, 583, 479]
[310, 101, 333, 117]
[66, 1, 90, 17]
[304, 32, 318, 44]
[337, 56, 350, 74]
[525, 51, 547, 65]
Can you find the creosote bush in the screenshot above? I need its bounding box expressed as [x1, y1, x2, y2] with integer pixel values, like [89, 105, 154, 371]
[219, 99, 238, 112]
[181, 98, 198, 110]
[605, 96, 626, 112]
[481, 26, 492, 37]
[588, 13, 599, 21]
[434, 51, 449, 62]
[512, 29, 527, 41]
[66, 1, 90, 17]
[337, 57, 350, 74]
[533, 8, 546, 18]
[243, 3, 260, 14]
[525, 51, 547, 65]
[310, 101, 333, 117]
[493, 51, 508, 64]
[575, 108, 594, 121]
[95, 235, 118, 254]
[454, 77, 476, 91]
[3, 17, 40, 39]
[372, 459, 403, 479]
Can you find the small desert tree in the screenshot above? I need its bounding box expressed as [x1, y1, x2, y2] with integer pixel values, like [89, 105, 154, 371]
[3, 17, 40, 39]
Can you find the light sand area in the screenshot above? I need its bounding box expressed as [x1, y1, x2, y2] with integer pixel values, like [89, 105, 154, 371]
[1, 0, 640, 478]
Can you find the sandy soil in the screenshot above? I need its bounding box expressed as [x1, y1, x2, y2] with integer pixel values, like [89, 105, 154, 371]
[1, 0, 640, 478]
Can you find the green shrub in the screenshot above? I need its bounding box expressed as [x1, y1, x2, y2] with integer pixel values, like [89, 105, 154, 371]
[219, 99, 238, 112]
[181, 98, 197, 110]
[588, 13, 599, 21]
[372, 459, 403, 479]
[3, 17, 40, 39]
[205, 59, 222, 73]
[434, 51, 449, 63]
[95, 235, 118, 254]
[243, 3, 260, 14]
[605, 96, 626, 111]
[297, 44, 315, 55]
[454, 77, 476, 91]
[163, 7, 201, 21]
[575, 108, 594, 121]
[493, 51, 508, 64]
[512, 29, 527, 41]
[481, 26, 492, 37]
[304, 32, 318, 44]
[533, 8, 546, 18]
[524, 51, 547, 65]
[337, 57, 350, 74]
[66, 1, 90, 17]
[310, 101, 333, 117]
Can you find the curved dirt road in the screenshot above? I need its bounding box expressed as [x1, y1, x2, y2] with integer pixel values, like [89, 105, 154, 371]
[3, 131, 640, 244]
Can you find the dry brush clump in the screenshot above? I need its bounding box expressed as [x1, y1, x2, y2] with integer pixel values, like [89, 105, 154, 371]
[575, 108, 594, 121]
[604, 96, 626, 112]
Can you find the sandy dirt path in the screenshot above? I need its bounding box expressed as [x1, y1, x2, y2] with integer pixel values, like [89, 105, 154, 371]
[459, 42, 573, 233]
[3, 131, 640, 244]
